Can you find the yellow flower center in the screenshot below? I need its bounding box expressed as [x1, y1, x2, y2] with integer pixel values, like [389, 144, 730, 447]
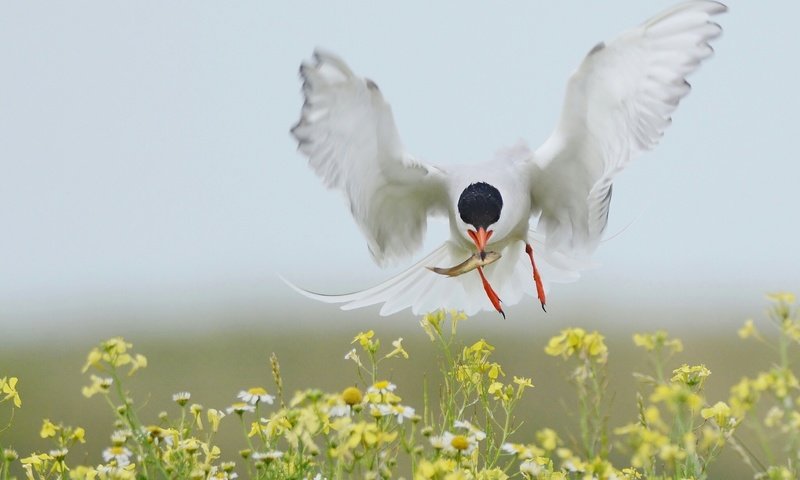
[451, 435, 470, 451]
[342, 387, 363, 406]
[248, 387, 268, 395]
[373, 380, 390, 390]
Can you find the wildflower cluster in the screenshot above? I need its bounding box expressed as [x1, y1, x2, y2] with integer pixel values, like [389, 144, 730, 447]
[2, 294, 800, 480]
[614, 340, 730, 479]
[727, 293, 800, 478]
[545, 328, 610, 460]
[1, 376, 22, 478]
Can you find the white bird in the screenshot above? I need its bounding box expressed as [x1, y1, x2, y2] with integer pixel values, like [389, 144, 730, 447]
[288, 1, 726, 317]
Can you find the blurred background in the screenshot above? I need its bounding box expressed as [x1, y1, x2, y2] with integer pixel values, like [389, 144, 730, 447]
[1, 1, 798, 478]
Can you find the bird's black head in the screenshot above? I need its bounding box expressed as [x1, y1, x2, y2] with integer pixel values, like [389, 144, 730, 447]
[457, 182, 503, 230]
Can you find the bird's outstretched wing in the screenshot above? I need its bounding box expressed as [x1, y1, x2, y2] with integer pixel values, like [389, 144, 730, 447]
[292, 49, 449, 266]
[529, 1, 726, 266]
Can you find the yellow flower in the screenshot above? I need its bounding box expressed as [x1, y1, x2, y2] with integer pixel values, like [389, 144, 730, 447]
[488, 382, 508, 401]
[536, 428, 559, 451]
[513, 376, 533, 389]
[40, 419, 58, 438]
[69, 465, 98, 479]
[128, 354, 148, 376]
[450, 435, 470, 451]
[1, 376, 21, 408]
[81, 375, 113, 398]
[671, 364, 711, 388]
[352, 330, 376, 350]
[421, 310, 446, 340]
[20, 452, 53, 468]
[650, 384, 702, 411]
[207, 408, 225, 432]
[545, 328, 607, 362]
[633, 331, 683, 354]
[767, 292, 796, 304]
[82, 349, 103, 373]
[764, 406, 784, 427]
[385, 337, 409, 359]
[341, 387, 363, 406]
[701, 401, 733, 427]
[658, 443, 686, 462]
[190, 403, 204, 428]
[738, 319, 759, 339]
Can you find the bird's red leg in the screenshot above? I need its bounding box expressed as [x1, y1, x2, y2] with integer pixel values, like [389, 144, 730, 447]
[525, 243, 547, 312]
[477, 266, 505, 319]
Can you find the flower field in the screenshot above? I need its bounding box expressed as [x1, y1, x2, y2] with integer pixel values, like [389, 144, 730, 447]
[2, 295, 799, 479]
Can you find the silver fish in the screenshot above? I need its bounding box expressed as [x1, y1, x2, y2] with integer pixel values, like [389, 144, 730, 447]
[427, 251, 502, 277]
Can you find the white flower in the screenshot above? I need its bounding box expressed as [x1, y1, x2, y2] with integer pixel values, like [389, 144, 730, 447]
[328, 404, 352, 417]
[344, 349, 362, 365]
[429, 433, 448, 450]
[251, 450, 283, 463]
[454, 419, 486, 440]
[102, 446, 132, 467]
[367, 381, 397, 394]
[172, 391, 191, 406]
[376, 404, 415, 424]
[520, 459, 544, 476]
[226, 402, 256, 415]
[237, 387, 275, 405]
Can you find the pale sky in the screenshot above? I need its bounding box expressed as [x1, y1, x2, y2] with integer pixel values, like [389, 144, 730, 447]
[1, 1, 798, 337]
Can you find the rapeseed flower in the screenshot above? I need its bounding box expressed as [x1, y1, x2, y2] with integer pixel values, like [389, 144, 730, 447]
[701, 401, 733, 427]
[82, 375, 113, 398]
[385, 337, 409, 359]
[40, 419, 57, 438]
[632, 330, 683, 354]
[545, 328, 608, 363]
[0, 376, 21, 408]
[670, 364, 711, 388]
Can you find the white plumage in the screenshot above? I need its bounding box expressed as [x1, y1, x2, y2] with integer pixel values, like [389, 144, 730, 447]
[287, 1, 726, 316]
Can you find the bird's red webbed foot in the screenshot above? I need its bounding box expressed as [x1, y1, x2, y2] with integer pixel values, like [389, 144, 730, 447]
[476, 266, 505, 319]
[525, 243, 547, 312]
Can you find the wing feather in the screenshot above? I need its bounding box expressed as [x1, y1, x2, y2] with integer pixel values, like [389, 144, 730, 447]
[531, 1, 726, 263]
[292, 49, 449, 265]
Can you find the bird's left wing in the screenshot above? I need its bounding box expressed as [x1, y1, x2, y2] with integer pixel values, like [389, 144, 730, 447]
[292, 49, 449, 265]
[528, 1, 726, 266]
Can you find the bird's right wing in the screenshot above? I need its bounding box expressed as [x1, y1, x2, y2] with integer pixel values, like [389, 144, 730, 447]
[529, 1, 726, 267]
[292, 49, 449, 266]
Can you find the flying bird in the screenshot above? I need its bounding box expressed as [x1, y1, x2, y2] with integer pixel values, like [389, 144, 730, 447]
[288, 1, 726, 317]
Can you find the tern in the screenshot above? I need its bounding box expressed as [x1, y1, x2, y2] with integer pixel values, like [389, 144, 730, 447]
[288, 1, 726, 317]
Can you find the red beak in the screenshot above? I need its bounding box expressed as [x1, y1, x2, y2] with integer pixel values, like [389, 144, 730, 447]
[467, 227, 493, 255]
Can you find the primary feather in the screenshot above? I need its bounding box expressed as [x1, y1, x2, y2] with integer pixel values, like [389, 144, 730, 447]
[531, 1, 726, 266]
[291, 49, 449, 265]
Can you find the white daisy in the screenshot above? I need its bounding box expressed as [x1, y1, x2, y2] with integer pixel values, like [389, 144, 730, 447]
[237, 387, 275, 405]
[376, 404, 415, 424]
[226, 402, 256, 415]
[251, 450, 283, 463]
[102, 446, 132, 467]
[367, 380, 397, 394]
[172, 391, 191, 406]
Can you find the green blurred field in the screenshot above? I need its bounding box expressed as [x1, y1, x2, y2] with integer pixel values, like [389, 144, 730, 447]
[0, 308, 776, 478]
